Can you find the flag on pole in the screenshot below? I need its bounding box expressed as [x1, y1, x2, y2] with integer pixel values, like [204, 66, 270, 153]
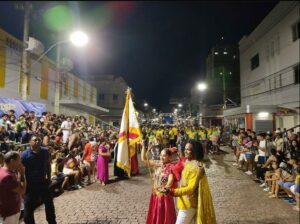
[117, 88, 142, 176]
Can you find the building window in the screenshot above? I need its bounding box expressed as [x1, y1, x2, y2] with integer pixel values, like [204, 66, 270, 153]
[98, 93, 105, 100]
[113, 94, 118, 101]
[292, 21, 300, 41]
[250, 54, 259, 70]
[294, 64, 300, 84]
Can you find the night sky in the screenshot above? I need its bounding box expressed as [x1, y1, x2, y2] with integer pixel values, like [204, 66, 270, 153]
[0, 1, 278, 109]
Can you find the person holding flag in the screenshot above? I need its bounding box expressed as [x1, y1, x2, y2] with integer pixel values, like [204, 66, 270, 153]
[116, 88, 142, 177]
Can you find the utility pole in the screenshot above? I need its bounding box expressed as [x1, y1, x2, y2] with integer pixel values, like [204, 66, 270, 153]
[20, 1, 31, 100]
[54, 44, 61, 115]
[222, 65, 226, 110]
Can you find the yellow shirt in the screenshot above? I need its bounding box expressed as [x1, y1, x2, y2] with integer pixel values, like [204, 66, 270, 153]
[186, 129, 193, 139]
[156, 129, 163, 138]
[169, 130, 175, 140]
[295, 175, 300, 185]
[174, 160, 202, 209]
[207, 128, 212, 136]
[172, 127, 178, 135]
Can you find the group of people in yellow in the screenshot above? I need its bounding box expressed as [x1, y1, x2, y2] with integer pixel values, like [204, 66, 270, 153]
[142, 125, 222, 145]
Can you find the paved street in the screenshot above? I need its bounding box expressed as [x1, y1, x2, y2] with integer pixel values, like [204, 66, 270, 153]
[32, 147, 299, 224]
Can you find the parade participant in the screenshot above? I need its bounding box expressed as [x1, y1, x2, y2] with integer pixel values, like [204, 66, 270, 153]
[96, 139, 110, 186]
[167, 140, 216, 224]
[113, 143, 127, 178]
[21, 135, 56, 224]
[131, 142, 139, 176]
[141, 143, 177, 224]
[0, 151, 26, 224]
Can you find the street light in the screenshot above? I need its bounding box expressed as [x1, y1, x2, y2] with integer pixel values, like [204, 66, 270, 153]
[197, 82, 207, 126]
[197, 82, 207, 91]
[43, 31, 88, 115]
[22, 31, 89, 113]
[144, 103, 148, 107]
[33, 31, 89, 66]
[70, 31, 89, 47]
[178, 103, 182, 108]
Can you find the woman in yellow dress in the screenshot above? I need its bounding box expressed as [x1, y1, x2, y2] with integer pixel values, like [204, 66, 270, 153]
[168, 140, 216, 224]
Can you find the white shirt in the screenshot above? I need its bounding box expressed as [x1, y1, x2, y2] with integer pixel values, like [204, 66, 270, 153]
[61, 121, 72, 135]
[258, 140, 266, 156]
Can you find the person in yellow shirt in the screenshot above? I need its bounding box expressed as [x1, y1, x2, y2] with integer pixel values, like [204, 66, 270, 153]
[167, 140, 216, 224]
[156, 127, 164, 139]
[186, 127, 193, 140]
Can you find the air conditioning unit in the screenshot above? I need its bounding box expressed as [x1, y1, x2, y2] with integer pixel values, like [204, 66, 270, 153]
[26, 37, 44, 56]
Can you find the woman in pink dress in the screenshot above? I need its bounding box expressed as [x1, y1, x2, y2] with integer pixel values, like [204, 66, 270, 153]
[96, 141, 110, 186]
[141, 144, 177, 224]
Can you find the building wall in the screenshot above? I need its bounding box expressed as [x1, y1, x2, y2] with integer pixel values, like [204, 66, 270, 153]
[95, 76, 127, 109]
[0, 28, 98, 123]
[238, 2, 300, 130]
[89, 75, 128, 124]
[239, 2, 300, 109]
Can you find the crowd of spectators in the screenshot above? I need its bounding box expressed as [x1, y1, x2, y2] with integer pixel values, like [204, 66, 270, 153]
[0, 109, 120, 223]
[230, 127, 300, 211]
[0, 109, 119, 186]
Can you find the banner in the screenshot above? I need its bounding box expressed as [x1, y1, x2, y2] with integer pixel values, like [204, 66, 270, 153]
[0, 97, 46, 117]
[117, 89, 142, 176]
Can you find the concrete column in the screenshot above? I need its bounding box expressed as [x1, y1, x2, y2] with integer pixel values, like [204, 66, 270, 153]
[245, 113, 253, 131]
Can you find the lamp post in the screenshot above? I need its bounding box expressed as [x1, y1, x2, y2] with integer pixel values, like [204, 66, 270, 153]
[197, 82, 207, 126]
[221, 65, 226, 110]
[55, 31, 88, 114]
[144, 102, 148, 121]
[29, 31, 88, 114]
[20, 1, 31, 101]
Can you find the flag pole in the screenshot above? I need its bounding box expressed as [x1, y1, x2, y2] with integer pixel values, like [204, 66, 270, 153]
[126, 88, 131, 177]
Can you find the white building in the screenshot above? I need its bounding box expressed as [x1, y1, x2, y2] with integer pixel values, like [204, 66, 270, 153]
[224, 1, 300, 133]
[88, 75, 128, 126]
[0, 28, 108, 125]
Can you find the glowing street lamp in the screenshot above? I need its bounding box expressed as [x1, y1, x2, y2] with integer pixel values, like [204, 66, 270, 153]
[197, 82, 207, 92]
[178, 103, 182, 108]
[144, 103, 148, 107]
[70, 31, 89, 47]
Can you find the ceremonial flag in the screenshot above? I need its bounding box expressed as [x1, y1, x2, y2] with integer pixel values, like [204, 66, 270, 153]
[117, 88, 142, 176]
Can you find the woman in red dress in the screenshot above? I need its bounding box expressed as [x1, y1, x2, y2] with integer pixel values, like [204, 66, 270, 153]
[141, 143, 177, 224]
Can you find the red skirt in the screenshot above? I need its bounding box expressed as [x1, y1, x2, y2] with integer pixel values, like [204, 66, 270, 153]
[146, 192, 176, 224]
[130, 152, 139, 175]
